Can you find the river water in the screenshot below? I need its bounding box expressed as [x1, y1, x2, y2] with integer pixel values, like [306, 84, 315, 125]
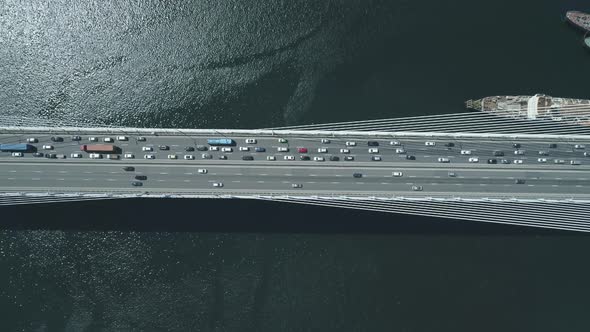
[1, 0, 590, 331]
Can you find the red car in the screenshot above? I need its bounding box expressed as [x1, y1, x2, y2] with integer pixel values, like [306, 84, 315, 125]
[297, 147, 308, 153]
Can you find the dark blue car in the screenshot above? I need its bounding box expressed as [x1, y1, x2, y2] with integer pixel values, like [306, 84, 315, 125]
[255, 147, 266, 152]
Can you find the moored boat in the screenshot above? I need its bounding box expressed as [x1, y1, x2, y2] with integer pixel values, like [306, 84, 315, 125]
[566, 11, 590, 32]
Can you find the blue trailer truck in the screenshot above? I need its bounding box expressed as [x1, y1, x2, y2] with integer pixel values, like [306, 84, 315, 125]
[0, 144, 32, 152]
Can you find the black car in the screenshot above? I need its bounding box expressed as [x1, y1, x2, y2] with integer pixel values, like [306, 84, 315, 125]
[131, 181, 143, 187]
[159, 145, 169, 151]
[367, 141, 379, 147]
[444, 142, 455, 147]
[512, 143, 521, 148]
[549, 143, 557, 148]
[218, 155, 227, 160]
[33, 152, 44, 157]
[50, 136, 63, 142]
[242, 155, 254, 161]
[329, 156, 340, 161]
[515, 179, 526, 184]
[196, 145, 208, 151]
[300, 155, 310, 161]
[137, 137, 147, 141]
[45, 153, 57, 159]
[123, 166, 135, 171]
[134, 175, 147, 180]
[185, 146, 195, 152]
[71, 135, 82, 141]
[406, 155, 416, 160]
[487, 159, 497, 164]
[353, 173, 362, 178]
[493, 151, 504, 156]
[344, 156, 354, 161]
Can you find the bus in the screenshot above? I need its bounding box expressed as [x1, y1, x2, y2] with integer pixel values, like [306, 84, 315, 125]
[207, 138, 235, 146]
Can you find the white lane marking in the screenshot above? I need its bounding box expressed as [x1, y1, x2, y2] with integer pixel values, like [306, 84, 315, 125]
[57, 178, 65, 181]
[479, 184, 487, 186]
[259, 174, 268, 176]
[507, 177, 514, 179]
[576, 185, 583, 188]
[257, 181, 265, 183]
[309, 174, 317, 177]
[158, 180, 165, 182]
[9, 170, 16, 173]
[58, 171, 67, 174]
[109, 171, 118, 174]
[380, 182, 388, 185]
[84, 171, 92, 174]
[433, 176, 441, 178]
[281, 181, 290, 183]
[107, 179, 116, 181]
[454, 183, 462, 186]
[232, 180, 241, 183]
[31, 178, 40, 180]
[210, 173, 217, 175]
[184, 173, 193, 175]
[552, 185, 558, 187]
[528, 184, 535, 187]
[160, 172, 168, 175]
[504, 184, 511, 186]
[235, 173, 243, 176]
[7, 178, 15, 180]
[83, 178, 91, 181]
[356, 182, 365, 184]
[555, 178, 562, 180]
[306, 182, 316, 184]
[409, 175, 416, 178]
[482, 176, 490, 179]
[431, 183, 438, 185]
[458, 176, 465, 179]
[284, 174, 292, 176]
[335, 174, 343, 177]
[184, 180, 190, 183]
[333, 182, 341, 184]
[577, 178, 588, 181]
[33, 171, 42, 173]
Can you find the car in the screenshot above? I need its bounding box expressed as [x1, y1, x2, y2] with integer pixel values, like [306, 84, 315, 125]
[329, 156, 340, 161]
[574, 144, 585, 149]
[142, 146, 153, 152]
[45, 153, 57, 159]
[395, 148, 405, 154]
[344, 156, 355, 161]
[242, 155, 254, 161]
[425, 141, 435, 146]
[554, 159, 565, 164]
[198, 169, 208, 174]
[585, 152, 590, 157]
[406, 155, 416, 160]
[144, 154, 155, 159]
[89, 137, 98, 142]
[103, 137, 113, 143]
[500, 159, 510, 164]
[196, 145, 208, 151]
[300, 155, 310, 161]
[201, 153, 212, 159]
[33, 152, 44, 157]
[135, 175, 147, 180]
[159, 145, 169, 151]
[513, 159, 523, 164]
[448, 172, 457, 177]
[368, 148, 379, 154]
[538, 151, 549, 156]
[292, 183, 303, 188]
[277, 147, 289, 152]
[514, 150, 525, 155]
[50, 136, 63, 142]
[267, 156, 276, 161]
[71, 135, 81, 141]
[318, 148, 328, 153]
[218, 155, 227, 160]
[56, 154, 67, 159]
[123, 166, 135, 171]
[353, 173, 362, 178]
[390, 141, 401, 146]
[278, 138, 288, 143]
[438, 157, 450, 163]
[340, 148, 350, 154]
[117, 136, 128, 141]
[11, 152, 23, 157]
[212, 182, 223, 187]
[411, 185, 423, 191]
[106, 154, 119, 160]
[493, 151, 504, 157]
[487, 159, 497, 164]
[571, 160, 581, 165]
[254, 147, 266, 152]
[137, 136, 146, 141]
[512, 143, 521, 148]
[239, 146, 250, 151]
[89, 153, 102, 159]
[42, 145, 53, 150]
[444, 142, 455, 147]
[131, 181, 143, 187]
[314, 156, 325, 162]
[515, 179, 526, 184]
[392, 171, 403, 177]
[70, 153, 82, 158]
[346, 141, 357, 146]
[468, 157, 479, 163]
[245, 138, 257, 144]
[460, 150, 472, 155]
[221, 147, 233, 152]
[124, 153, 134, 159]
[185, 146, 195, 152]
[537, 158, 547, 163]
[209, 146, 219, 151]
[367, 141, 379, 146]
[284, 155, 295, 160]
[27, 138, 38, 143]
[184, 154, 195, 160]
[549, 143, 557, 148]
[321, 139, 331, 144]
[371, 156, 382, 161]
[297, 147, 308, 153]
[167, 154, 177, 159]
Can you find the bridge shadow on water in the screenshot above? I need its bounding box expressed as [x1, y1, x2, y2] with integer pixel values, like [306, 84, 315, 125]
[0, 198, 577, 236]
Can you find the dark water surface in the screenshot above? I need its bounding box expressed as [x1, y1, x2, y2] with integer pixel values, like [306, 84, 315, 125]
[2, 0, 590, 331]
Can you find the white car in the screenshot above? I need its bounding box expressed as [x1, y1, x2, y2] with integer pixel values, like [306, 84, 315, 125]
[468, 157, 479, 163]
[368, 148, 379, 154]
[106, 154, 119, 160]
[89, 137, 98, 142]
[392, 171, 403, 177]
[318, 148, 328, 153]
[514, 150, 525, 155]
[168, 154, 177, 159]
[345, 141, 356, 146]
[321, 139, 331, 144]
[574, 144, 585, 149]
[209, 146, 219, 151]
[197, 169, 207, 174]
[245, 138, 257, 144]
[267, 156, 276, 161]
[124, 153, 134, 159]
[438, 157, 450, 163]
[103, 137, 114, 142]
[390, 141, 401, 146]
[372, 156, 382, 161]
[70, 153, 82, 158]
[395, 148, 405, 154]
[212, 182, 223, 187]
[239, 146, 250, 151]
[117, 136, 128, 141]
[89, 153, 102, 159]
[184, 154, 195, 160]
[27, 138, 38, 143]
[584, 152, 590, 157]
[278, 138, 288, 143]
[221, 147, 233, 152]
[571, 160, 581, 165]
[460, 150, 472, 155]
[340, 148, 350, 154]
[425, 141, 436, 146]
[42, 145, 53, 150]
[142, 146, 153, 152]
[514, 159, 524, 164]
[314, 156, 325, 162]
[554, 159, 565, 164]
[277, 147, 289, 152]
[537, 158, 547, 163]
[11, 152, 23, 157]
[144, 154, 155, 159]
[284, 155, 295, 160]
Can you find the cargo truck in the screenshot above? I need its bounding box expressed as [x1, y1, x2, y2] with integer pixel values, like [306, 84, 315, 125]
[80, 144, 118, 153]
[0, 143, 32, 152]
